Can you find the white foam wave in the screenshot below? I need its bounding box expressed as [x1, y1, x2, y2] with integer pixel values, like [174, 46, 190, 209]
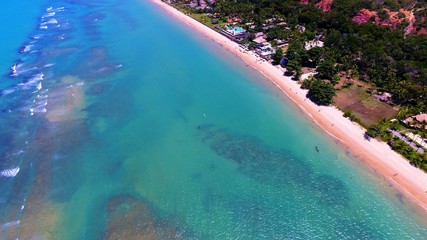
[13, 149, 25, 155]
[11, 64, 17, 73]
[38, 99, 48, 107]
[30, 106, 47, 114]
[1, 220, 20, 230]
[1, 88, 17, 95]
[1, 167, 20, 177]
[39, 25, 48, 30]
[43, 63, 55, 68]
[19, 45, 32, 53]
[16, 66, 38, 76]
[47, 6, 64, 12]
[12, 69, 34, 77]
[28, 73, 44, 82]
[30, 99, 48, 114]
[56, 34, 65, 40]
[32, 34, 44, 40]
[33, 107, 47, 113]
[41, 18, 58, 25]
[42, 12, 56, 18]
[10, 64, 19, 77]
[18, 73, 44, 90]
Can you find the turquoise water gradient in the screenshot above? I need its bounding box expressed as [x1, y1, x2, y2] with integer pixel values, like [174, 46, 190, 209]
[0, 0, 426, 238]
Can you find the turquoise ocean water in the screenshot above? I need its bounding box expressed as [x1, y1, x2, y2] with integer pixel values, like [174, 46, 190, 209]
[0, 0, 426, 239]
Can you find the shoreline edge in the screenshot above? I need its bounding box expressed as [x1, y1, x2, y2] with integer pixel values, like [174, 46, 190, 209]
[149, 0, 427, 216]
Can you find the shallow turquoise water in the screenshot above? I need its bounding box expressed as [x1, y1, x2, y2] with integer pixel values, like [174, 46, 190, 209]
[0, 0, 426, 239]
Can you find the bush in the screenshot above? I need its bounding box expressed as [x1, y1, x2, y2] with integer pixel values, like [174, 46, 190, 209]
[389, 139, 427, 170]
[272, 48, 284, 65]
[367, 124, 382, 138]
[301, 77, 314, 89]
[343, 110, 362, 125]
[316, 60, 337, 80]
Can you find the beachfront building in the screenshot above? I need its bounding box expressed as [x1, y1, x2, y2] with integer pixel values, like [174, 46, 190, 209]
[252, 32, 267, 45]
[304, 39, 324, 50]
[255, 42, 275, 59]
[215, 24, 248, 43]
[248, 32, 275, 59]
[403, 113, 427, 130]
[225, 24, 246, 36]
[253, 36, 266, 45]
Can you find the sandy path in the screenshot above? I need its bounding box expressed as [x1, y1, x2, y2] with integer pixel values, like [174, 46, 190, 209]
[150, 0, 427, 214]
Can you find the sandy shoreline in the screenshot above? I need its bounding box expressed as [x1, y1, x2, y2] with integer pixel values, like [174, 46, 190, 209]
[150, 0, 427, 214]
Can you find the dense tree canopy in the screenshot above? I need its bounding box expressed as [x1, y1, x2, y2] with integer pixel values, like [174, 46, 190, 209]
[272, 47, 283, 65]
[306, 79, 336, 106]
[212, 0, 427, 111]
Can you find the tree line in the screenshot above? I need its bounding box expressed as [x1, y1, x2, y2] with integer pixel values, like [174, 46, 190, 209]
[213, 0, 427, 111]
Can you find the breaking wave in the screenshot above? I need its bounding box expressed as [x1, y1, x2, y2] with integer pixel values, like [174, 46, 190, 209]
[0, 167, 20, 177]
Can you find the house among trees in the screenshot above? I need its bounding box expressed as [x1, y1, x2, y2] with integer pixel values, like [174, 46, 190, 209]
[251, 32, 267, 45]
[304, 39, 324, 50]
[403, 113, 427, 130]
[374, 91, 393, 104]
[187, 0, 215, 11]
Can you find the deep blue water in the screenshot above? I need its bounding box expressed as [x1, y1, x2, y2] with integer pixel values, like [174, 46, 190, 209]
[0, 0, 426, 239]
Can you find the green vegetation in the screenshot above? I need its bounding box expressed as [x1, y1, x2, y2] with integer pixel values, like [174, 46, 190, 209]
[367, 120, 390, 139]
[272, 47, 283, 65]
[191, 13, 216, 28]
[212, 0, 427, 113]
[343, 110, 362, 125]
[364, 119, 427, 172]
[334, 82, 399, 127]
[303, 78, 336, 105]
[390, 139, 427, 170]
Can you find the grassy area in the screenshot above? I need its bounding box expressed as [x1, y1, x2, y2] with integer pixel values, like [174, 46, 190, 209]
[190, 13, 227, 29]
[334, 83, 398, 127]
[171, 3, 227, 30]
[190, 13, 214, 28]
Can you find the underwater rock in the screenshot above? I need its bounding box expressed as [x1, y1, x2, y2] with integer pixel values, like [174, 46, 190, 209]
[104, 195, 182, 240]
[197, 125, 351, 207]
